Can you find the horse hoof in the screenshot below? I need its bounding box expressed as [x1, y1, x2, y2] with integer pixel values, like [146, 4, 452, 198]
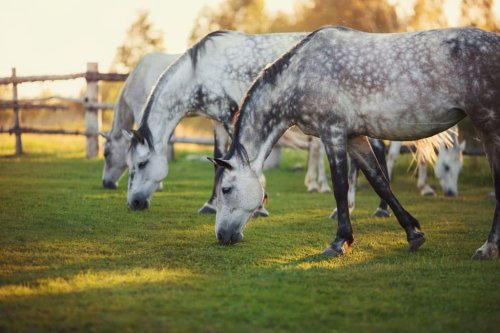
[253, 207, 269, 218]
[330, 209, 338, 219]
[372, 208, 390, 218]
[408, 236, 426, 252]
[471, 242, 499, 260]
[322, 246, 344, 257]
[319, 185, 332, 193]
[198, 203, 216, 214]
[308, 187, 319, 193]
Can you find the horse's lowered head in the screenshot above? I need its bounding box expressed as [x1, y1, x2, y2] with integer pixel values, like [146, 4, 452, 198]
[124, 129, 168, 210]
[209, 152, 265, 245]
[434, 140, 466, 197]
[100, 131, 129, 189]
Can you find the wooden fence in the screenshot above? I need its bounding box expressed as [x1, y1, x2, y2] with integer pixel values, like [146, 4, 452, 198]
[0, 63, 214, 158]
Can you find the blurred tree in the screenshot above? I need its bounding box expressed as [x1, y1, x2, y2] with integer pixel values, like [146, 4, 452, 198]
[101, 10, 165, 128]
[409, 0, 448, 30]
[189, 0, 268, 43]
[112, 10, 165, 72]
[459, 0, 500, 31]
[190, 0, 401, 42]
[284, 0, 400, 32]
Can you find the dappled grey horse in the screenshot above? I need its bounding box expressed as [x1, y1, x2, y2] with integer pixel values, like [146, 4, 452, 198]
[210, 27, 500, 259]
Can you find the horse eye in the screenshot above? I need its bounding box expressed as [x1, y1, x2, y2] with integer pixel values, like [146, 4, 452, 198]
[138, 161, 149, 170]
[444, 164, 450, 172]
[222, 187, 232, 194]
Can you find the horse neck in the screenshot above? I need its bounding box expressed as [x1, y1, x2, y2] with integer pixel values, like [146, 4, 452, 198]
[110, 94, 135, 138]
[144, 55, 196, 154]
[235, 101, 291, 175]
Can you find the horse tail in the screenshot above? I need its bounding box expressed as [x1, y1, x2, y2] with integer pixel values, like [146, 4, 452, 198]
[412, 126, 457, 166]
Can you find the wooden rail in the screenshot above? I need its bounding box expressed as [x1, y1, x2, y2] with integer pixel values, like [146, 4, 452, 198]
[0, 64, 129, 158]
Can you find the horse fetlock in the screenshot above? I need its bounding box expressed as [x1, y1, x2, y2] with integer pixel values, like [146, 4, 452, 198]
[472, 241, 499, 260]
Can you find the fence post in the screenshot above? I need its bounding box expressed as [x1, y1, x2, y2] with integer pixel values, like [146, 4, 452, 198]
[85, 62, 101, 159]
[12, 68, 23, 155]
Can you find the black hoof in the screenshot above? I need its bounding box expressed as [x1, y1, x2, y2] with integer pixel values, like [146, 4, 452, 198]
[198, 203, 216, 214]
[372, 208, 390, 218]
[408, 236, 426, 252]
[253, 207, 269, 218]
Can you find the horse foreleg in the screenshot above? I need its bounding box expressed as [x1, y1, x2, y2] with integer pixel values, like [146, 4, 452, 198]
[348, 135, 425, 252]
[330, 157, 357, 219]
[317, 142, 332, 193]
[370, 138, 391, 217]
[417, 161, 436, 196]
[386, 141, 401, 180]
[199, 121, 229, 214]
[305, 137, 321, 192]
[321, 127, 353, 256]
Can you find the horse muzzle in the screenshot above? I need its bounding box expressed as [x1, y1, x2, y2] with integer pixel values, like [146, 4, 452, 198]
[217, 229, 243, 245]
[128, 195, 150, 210]
[102, 179, 118, 189]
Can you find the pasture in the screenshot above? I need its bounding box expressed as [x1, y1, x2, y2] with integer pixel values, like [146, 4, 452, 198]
[0, 134, 498, 332]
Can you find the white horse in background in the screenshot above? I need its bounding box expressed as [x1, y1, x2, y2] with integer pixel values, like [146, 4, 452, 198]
[100, 52, 180, 189]
[386, 127, 465, 197]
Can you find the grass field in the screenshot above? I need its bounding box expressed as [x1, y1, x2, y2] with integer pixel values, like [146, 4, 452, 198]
[0, 134, 498, 332]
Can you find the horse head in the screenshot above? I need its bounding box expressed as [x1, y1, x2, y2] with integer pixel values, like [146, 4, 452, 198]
[100, 131, 129, 189]
[124, 129, 168, 210]
[209, 152, 265, 245]
[434, 140, 466, 196]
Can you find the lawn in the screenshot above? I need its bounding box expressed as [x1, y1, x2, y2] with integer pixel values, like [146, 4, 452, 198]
[0, 134, 498, 333]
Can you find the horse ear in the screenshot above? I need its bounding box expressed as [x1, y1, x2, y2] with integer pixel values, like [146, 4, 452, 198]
[122, 130, 133, 142]
[99, 131, 110, 140]
[207, 157, 233, 170]
[131, 130, 145, 144]
[459, 140, 466, 152]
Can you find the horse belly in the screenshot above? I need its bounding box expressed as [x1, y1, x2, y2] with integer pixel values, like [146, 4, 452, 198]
[354, 107, 466, 141]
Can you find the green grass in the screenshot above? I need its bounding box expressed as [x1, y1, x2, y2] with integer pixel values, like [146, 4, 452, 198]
[0, 135, 498, 333]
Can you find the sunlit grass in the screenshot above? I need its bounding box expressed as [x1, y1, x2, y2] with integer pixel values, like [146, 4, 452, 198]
[0, 135, 498, 332]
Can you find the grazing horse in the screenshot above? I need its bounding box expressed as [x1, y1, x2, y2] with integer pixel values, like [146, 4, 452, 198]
[124, 31, 311, 211]
[386, 128, 466, 197]
[337, 127, 465, 219]
[100, 53, 180, 189]
[210, 27, 500, 259]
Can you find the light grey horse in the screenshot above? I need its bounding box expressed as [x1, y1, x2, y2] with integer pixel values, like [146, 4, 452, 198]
[210, 27, 500, 260]
[100, 53, 180, 189]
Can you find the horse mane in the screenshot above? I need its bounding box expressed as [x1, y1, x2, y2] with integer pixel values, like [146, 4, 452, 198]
[188, 30, 229, 69]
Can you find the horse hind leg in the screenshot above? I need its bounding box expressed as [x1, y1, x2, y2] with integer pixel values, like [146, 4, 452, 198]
[348, 135, 425, 252]
[471, 135, 500, 259]
[330, 156, 357, 219]
[417, 160, 436, 196]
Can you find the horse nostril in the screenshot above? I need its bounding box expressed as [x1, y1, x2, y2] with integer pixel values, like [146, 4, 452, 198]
[217, 232, 223, 242]
[444, 189, 457, 197]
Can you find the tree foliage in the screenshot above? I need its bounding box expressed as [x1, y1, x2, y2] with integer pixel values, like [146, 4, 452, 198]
[112, 10, 165, 72]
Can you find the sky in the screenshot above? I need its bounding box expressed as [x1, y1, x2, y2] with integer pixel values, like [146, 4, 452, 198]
[0, 0, 295, 97]
[0, 0, 498, 98]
